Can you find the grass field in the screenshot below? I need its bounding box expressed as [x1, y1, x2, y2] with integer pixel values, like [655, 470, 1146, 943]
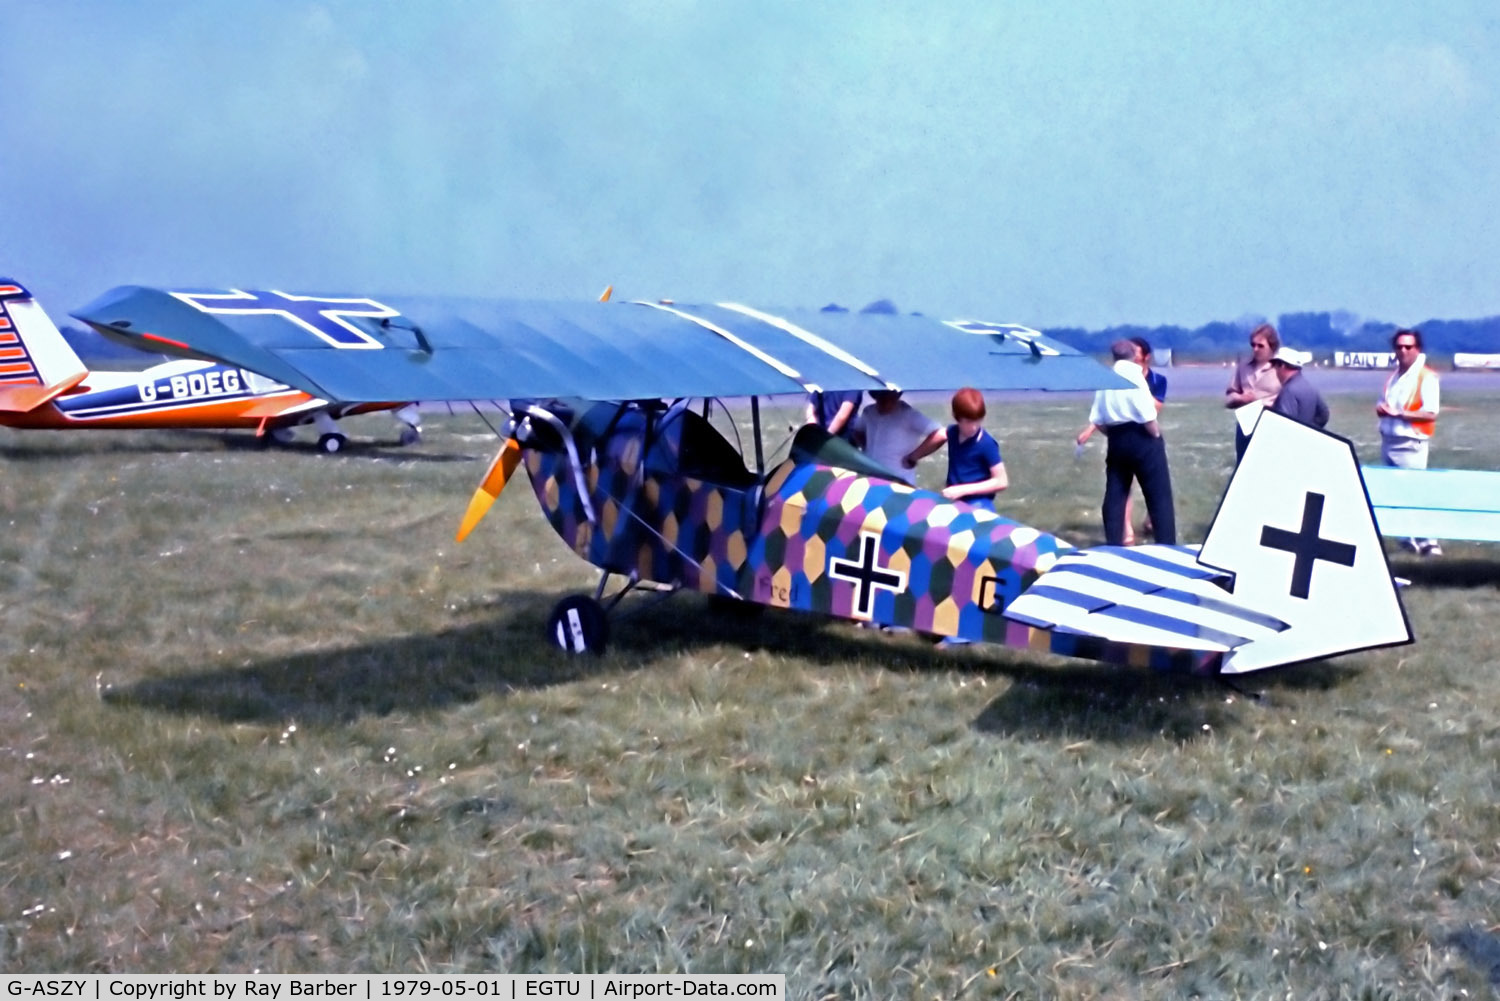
[4, 389, 1500, 998]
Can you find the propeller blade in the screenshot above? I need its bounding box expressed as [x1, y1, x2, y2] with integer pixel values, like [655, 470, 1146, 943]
[456, 436, 523, 542]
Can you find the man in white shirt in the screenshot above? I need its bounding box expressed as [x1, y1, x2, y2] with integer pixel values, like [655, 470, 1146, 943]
[858, 390, 945, 486]
[1076, 340, 1176, 545]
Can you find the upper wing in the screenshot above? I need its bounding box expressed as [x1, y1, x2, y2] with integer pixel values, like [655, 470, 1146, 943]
[1005, 544, 1290, 654]
[1361, 465, 1500, 543]
[71, 287, 1127, 403]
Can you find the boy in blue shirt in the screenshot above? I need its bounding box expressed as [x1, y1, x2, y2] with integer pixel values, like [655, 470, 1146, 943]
[912, 387, 1008, 511]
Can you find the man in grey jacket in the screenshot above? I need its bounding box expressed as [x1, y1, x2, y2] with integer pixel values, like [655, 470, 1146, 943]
[1268, 347, 1329, 429]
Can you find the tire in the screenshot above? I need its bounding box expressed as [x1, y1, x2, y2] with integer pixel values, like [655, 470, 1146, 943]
[546, 595, 609, 655]
[398, 425, 421, 447]
[317, 433, 348, 454]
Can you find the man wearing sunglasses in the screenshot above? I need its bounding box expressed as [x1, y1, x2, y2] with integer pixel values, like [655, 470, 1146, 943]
[1225, 322, 1282, 461]
[1376, 328, 1442, 556]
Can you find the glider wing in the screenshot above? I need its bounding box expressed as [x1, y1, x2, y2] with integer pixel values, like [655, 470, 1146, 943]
[1361, 465, 1500, 543]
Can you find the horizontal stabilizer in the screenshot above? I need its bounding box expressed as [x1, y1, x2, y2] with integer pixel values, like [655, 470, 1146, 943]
[0, 371, 87, 414]
[1006, 545, 1287, 653]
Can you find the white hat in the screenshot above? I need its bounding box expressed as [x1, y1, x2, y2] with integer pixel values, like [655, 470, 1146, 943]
[1272, 346, 1311, 368]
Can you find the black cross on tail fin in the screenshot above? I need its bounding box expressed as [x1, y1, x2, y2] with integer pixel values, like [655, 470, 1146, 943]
[1197, 410, 1412, 674]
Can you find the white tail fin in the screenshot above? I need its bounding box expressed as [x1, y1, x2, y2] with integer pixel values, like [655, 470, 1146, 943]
[0, 279, 88, 390]
[1197, 410, 1412, 673]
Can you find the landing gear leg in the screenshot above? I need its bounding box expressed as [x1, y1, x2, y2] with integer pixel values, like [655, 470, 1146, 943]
[393, 404, 422, 447]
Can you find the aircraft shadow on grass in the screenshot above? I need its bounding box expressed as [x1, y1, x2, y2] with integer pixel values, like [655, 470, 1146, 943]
[103, 589, 1360, 744]
[1385, 554, 1500, 589]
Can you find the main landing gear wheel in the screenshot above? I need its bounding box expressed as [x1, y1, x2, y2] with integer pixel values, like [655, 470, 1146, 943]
[398, 425, 421, 447]
[317, 432, 348, 454]
[547, 595, 609, 655]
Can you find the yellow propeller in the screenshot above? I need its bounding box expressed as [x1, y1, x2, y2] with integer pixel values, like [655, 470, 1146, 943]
[456, 436, 524, 542]
[598, 285, 613, 302]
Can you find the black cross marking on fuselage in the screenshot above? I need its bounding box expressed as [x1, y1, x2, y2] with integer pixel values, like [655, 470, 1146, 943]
[829, 531, 907, 620]
[1259, 491, 1356, 600]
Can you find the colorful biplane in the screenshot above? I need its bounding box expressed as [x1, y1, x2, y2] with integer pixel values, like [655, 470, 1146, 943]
[0, 280, 420, 452]
[75, 285, 1412, 676]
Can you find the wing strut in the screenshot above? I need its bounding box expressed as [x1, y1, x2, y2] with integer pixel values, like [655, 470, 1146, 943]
[750, 396, 765, 475]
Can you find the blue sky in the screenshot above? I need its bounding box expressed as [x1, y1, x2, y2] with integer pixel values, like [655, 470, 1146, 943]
[4, 1, 1497, 328]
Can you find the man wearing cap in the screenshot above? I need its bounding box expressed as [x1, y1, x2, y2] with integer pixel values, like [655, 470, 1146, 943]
[1268, 346, 1329, 429]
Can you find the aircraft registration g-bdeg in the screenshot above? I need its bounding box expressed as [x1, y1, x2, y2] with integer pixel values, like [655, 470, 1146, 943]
[75, 284, 1413, 678]
[0, 280, 421, 452]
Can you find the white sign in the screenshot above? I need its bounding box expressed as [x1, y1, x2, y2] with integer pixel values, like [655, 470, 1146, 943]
[1332, 351, 1395, 369]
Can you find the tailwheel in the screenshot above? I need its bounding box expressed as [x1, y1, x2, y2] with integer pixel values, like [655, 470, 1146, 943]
[547, 595, 609, 655]
[317, 432, 348, 454]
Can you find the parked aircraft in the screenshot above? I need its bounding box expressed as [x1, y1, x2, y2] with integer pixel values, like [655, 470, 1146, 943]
[75, 285, 1412, 676]
[0, 280, 420, 452]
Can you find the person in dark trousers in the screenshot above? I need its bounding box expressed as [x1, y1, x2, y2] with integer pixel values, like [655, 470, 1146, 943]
[1268, 346, 1329, 428]
[1076, 340, 1176, 546]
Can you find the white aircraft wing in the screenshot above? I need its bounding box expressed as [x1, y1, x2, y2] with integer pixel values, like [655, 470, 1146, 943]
[1362, 465, 1500, 543]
